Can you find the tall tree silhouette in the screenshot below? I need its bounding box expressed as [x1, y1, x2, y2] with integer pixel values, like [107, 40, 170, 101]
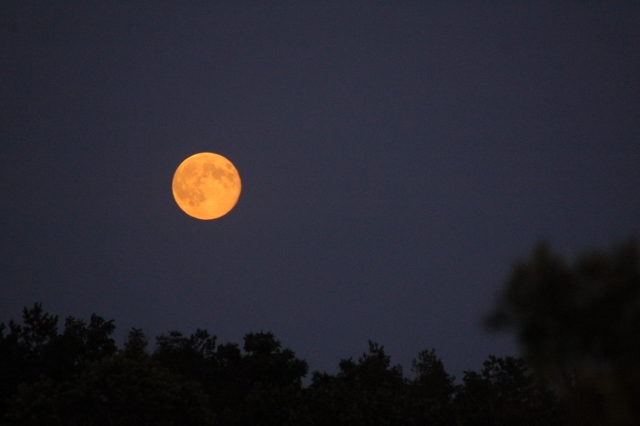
[488, 238, 640, 425]
[234, 332, 309, 426]
[0, 303, 116, 419]
[455, 356, 562, 426]
[408, 348, 456, 425]
[308, 341, 406, 426]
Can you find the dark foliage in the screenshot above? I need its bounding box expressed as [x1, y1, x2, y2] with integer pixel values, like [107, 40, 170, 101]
[4, 239, 635, 424]
[0, 303, 116, 418]
[5, 353, 214, 426]
[455, 355, 563, 426]
[14, 266, 628, 426]
[307, 341, 407, 426]
[0, 303, 563, 426]
[488, 237, 640, 425]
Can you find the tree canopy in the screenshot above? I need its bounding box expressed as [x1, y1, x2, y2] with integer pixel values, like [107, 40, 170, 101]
[487, 238, 640, 426]
[4, 238, 636, 425]
[0, 303, 564, 426]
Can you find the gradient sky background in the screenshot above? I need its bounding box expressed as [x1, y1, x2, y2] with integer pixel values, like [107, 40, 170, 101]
[1, 1, 639, 380]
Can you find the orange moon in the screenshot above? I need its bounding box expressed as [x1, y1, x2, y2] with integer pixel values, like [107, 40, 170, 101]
[172, 152, 241, 220]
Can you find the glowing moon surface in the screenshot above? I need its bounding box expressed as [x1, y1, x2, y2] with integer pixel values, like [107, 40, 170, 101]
[172, 152, 241, 220]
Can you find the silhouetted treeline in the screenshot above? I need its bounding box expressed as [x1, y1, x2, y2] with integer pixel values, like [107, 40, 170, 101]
[2, 238, 637, 425]
[1, 303, 561, 425]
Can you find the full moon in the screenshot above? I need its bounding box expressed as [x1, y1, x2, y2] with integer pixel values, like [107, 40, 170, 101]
[172, 152, 241, 220]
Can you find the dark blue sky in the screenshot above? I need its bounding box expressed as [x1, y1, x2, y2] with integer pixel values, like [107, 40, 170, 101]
[1, 2, 638, 379]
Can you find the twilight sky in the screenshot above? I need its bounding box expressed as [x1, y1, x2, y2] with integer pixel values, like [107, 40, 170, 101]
[1, 2, 638, 380]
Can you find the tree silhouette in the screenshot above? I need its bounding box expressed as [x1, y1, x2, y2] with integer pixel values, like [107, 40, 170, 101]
[455, 355, 562, 426]
[307, 341, 407, 426]
[407, 348, 456, 425]
[242, 331, 308, 388]
[232, 332, 309, 426]
[5, 353, 215, 426]
[123, 327, 147, 360]
[0, 301, 573, 425]
[153, 329, 217, 385]
[487, 238, 640, 425]
[150, 329, 309, 426]
[0, 303, 116, 418]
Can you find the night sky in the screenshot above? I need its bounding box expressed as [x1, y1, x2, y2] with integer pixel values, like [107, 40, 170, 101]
[1, 2, 638, 380]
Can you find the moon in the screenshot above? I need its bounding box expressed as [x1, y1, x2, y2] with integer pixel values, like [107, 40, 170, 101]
[172, 152, 241, 220]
